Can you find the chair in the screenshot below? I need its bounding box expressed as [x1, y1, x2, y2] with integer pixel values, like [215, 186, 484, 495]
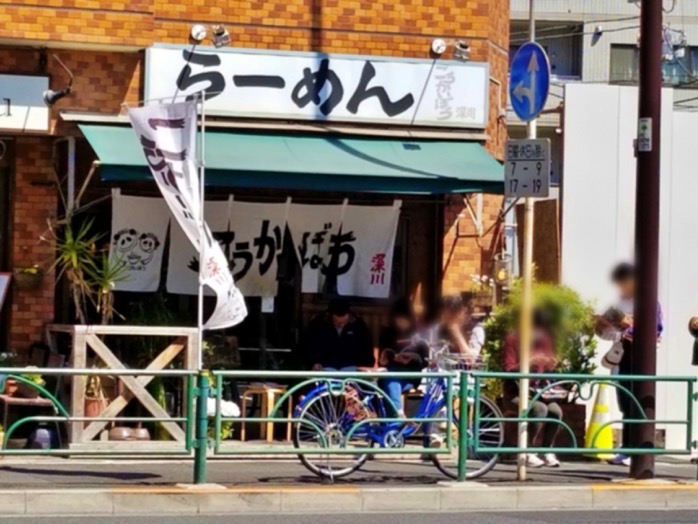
[240, 383, 293, 442]
[402, 388, 425, 416]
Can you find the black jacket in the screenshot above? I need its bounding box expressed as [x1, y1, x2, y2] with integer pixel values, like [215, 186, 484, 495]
[303, 312, 374, 369]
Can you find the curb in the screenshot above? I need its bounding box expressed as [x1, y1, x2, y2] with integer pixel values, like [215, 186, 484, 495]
[3, 482, 698, 515]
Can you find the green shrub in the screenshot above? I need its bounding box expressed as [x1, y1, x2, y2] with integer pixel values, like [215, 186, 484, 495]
[481, 280, 598, 399]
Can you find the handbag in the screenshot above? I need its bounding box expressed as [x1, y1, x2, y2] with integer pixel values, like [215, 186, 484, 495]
[602, 343, 624, 369]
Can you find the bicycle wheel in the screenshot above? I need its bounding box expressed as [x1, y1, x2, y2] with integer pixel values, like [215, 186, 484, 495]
[293, 388, 374, 479]
[427, 394, 504, 480]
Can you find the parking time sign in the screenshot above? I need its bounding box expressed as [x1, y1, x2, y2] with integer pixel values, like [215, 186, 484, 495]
[505, 139, 551, 198]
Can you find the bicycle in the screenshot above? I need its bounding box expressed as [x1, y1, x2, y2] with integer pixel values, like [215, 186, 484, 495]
[292, 342, 504, 480]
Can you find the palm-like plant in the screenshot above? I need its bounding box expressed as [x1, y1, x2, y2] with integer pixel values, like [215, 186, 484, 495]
[52, 219, 103, 324]
[86, 252, 128, 325]
[51, 219, 127, 325]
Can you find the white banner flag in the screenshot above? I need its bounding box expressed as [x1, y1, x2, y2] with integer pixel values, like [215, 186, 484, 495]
[287, 203, 346, 294]
[128, 101, 247, 329]
[337, 202, 401, 298]
[167, 200, 230, 296]
[109, 190, 170, 293]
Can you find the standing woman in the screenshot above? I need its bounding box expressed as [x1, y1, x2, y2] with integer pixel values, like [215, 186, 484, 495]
[596, 263, 663, 466]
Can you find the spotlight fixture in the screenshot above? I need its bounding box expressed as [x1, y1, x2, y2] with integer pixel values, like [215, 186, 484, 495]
[211, 24, 231, 48]
[431, 39, 448, 56]
[42, 54, 74, 106]
[453, 40, 471, 61]
[190, 24, 208, 43]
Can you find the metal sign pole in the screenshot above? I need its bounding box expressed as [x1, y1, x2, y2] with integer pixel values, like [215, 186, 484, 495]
[516, 0, 536, 483]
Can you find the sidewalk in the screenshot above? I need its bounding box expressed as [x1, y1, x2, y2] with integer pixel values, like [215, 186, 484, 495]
[0, 456, 695, 488]
[0, 457, 696, 515]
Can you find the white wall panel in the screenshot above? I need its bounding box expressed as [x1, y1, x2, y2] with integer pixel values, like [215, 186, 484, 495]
[562, 83, 697, 449]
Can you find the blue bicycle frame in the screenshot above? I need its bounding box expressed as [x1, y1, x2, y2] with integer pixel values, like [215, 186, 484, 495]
[295, 374, 455, 447]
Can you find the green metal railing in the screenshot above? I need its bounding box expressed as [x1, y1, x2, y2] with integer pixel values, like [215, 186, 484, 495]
[0, 367, 696, 485]
[466, 371, 697, 458]
[0, 367, 197, 456]
[208, 369, 457, 456]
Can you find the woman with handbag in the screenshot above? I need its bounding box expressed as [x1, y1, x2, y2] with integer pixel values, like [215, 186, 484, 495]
[596, 263, 663, 466]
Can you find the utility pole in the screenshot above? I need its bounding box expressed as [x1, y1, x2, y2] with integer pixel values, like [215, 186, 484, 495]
[630, 0, 663, 479]
[516, 0, 536, 482]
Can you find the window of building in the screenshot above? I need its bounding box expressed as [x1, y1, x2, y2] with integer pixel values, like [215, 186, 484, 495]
[610, 44, 698, 87]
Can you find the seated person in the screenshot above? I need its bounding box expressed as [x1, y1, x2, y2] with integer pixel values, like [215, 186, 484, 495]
[424, 296, 479, 366]
[465, 305, 487, 362]
[377, 299, 426, 415]
[502, 309, 562, 469]
[303, 298, 374, 372]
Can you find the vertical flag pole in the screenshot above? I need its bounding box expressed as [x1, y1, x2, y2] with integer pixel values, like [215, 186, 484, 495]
[197, 91, 206, 371]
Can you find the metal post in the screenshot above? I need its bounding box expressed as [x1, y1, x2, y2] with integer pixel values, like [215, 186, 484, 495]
[193, 372, 209, 484]
[630, 0, 663, 480]
[457, 371, 469, 482]
[516, 0, 536, 482]
[197, 91, 207, 371]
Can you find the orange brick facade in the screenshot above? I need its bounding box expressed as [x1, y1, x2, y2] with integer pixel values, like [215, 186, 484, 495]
[0, 0, 509, 348]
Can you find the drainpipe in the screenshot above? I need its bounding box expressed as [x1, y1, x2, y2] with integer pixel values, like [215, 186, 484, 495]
[66, 137, 76, 217]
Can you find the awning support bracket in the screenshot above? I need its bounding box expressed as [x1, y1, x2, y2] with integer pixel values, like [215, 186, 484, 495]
[459, 193, 484, 237]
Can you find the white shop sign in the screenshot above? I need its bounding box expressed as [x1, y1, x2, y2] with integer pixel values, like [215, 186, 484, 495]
[144, 45, 488, 128]
[0, 75, 49, 133]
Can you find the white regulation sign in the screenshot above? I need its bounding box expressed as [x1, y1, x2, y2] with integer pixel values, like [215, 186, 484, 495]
[505, 139, 551, 198]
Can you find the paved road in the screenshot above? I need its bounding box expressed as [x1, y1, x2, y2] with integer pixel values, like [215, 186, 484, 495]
[0, 457, 694, 488]
[2, 511, 698, 523]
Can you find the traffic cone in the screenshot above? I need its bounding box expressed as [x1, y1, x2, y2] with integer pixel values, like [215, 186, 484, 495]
[584, 383, 615, 460]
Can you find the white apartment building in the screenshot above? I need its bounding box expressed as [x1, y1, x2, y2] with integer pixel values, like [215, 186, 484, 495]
[509, 0, 698, 185]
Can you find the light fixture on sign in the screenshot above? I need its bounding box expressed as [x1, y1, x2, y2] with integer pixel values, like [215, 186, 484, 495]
[43, 54, 74, 106]
[431, 39, 448, 55]
[190, 24, 207, 43]
[453, 40, 471, 61]
[430, 39, 471, 61]
[189, 23, 231, 48]
[211, 25, 231, 48]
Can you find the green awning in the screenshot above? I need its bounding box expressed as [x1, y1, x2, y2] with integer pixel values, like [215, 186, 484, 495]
[79, 125, 503, 194]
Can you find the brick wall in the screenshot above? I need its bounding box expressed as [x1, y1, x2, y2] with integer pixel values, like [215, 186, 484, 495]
[1, 0, 509, 344]
[10, 138, 57, 350]
[0, 47, 142, 350]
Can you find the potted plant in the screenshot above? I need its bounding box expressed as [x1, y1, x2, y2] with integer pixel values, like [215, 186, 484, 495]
[84, 374, 108, 427]
[465, 274, 495, 308]
[16, 369, 46, 399]
[0, 352, 19, 395]
[13, 265, 44, 291]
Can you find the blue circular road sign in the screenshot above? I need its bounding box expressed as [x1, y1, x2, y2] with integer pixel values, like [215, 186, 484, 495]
[510, 42, 551, 122]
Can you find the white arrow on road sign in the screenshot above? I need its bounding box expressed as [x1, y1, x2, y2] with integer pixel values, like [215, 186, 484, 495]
[509, 42, 550, 122]
[512, 52, 540, 115]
